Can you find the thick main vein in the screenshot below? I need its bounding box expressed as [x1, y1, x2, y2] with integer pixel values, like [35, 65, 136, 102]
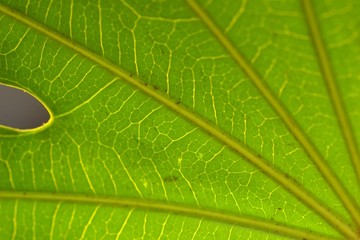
[185, 0, 360, 235]
[301, 0, 360, 224]
[0, 3, 356, 239]
[0, 190, 339, 240]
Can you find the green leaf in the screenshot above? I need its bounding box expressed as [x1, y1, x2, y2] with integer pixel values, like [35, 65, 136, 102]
[1, 0, 360, 239]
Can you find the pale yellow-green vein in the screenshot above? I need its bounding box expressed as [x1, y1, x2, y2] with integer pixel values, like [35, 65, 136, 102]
[0, 3, 356, 239]
[301, 0, 360, 226]
[0, 190, 339, 240]
[56, 78, 119, 118]
[185, 0, 359, 236]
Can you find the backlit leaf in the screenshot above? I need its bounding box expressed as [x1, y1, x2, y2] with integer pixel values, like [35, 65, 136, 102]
[1, 0, 360, 239]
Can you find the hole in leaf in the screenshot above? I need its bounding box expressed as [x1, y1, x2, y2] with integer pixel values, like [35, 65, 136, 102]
[0, 84, 51, 130]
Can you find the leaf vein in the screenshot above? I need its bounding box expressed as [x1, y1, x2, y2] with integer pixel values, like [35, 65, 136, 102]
[302, 0, 360, 225]
[184, 0, 358, 238]
[0, 190, 339, 240]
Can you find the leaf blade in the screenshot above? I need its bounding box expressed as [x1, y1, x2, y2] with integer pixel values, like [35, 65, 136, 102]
[1, 0, 360, 239]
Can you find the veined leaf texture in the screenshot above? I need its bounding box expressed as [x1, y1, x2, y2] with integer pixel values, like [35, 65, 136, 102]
[1, 0, 360, 239]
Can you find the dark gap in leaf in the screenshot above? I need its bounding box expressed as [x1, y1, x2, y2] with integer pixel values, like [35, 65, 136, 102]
[0, 84, 50, 129]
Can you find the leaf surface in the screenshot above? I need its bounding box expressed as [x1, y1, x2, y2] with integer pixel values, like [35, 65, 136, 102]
[1, 0, 360, 239]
